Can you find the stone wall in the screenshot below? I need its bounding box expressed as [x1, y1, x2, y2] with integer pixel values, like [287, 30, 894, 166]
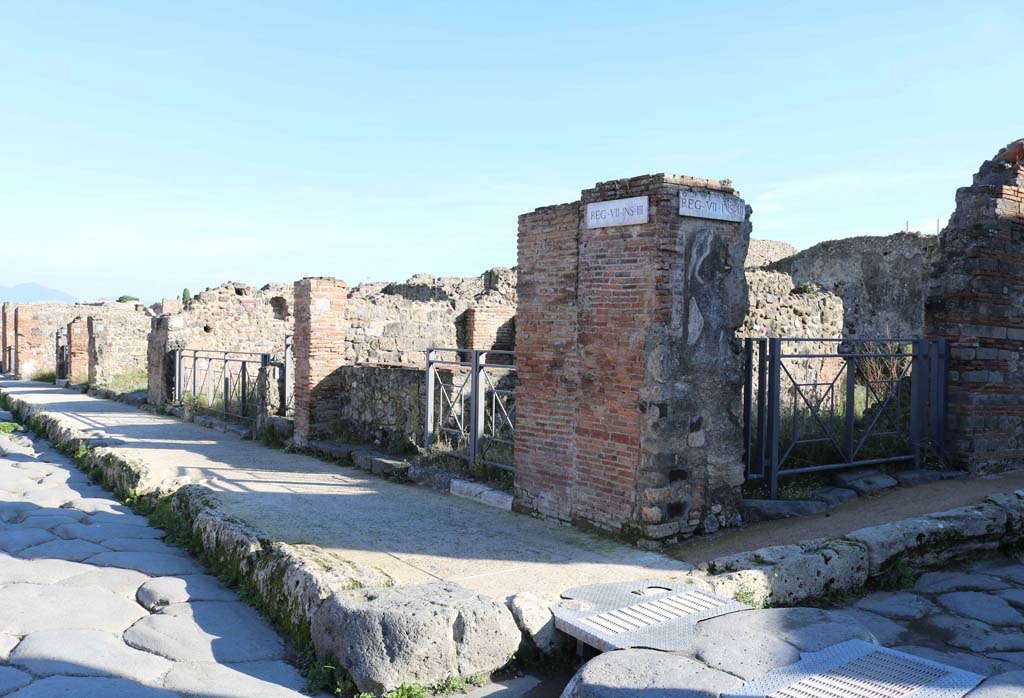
[745, 239, 797, 269]
[89, 311, 151, 389]
[770, 232, 936, 339]
[333, 365, 426, 450]
[343, 268, 516, 365]
[515, 174, 751, 543]
[13, 302, 81, 380]
[925, 139, 1024, 472]
[147, 282, 295, 405]
[1, 302, 16, 373]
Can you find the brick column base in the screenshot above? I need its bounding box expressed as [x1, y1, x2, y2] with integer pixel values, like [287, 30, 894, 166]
[292, 277, 348, 447]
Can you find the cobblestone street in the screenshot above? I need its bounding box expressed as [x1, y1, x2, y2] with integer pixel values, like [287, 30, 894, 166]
[0, 426, 316, 698]
[836, 556, 1024, 679]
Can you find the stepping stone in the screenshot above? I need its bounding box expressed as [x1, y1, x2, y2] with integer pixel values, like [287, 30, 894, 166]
[84, 551, 203, 576]
[57, 567, 151, 596]
[136, 575, 238, 611]
[124, 602, 285, 662]
[727, 640, 984, 698]
[52, 522, 164, 543]
[854, 591, 938, 620]
[10, 629, 172, 682]
[915, 572, 1007, 594]
[0, 528, 57, 553]
[938, 592, 1024, 627]
[562, 648, 742, 698]
[17, 538, 110, 562]
[926, 615, 1024, 653]
[5, 675, 181, 697]
[0, 584, 146, 634]
[162, 660, 309, 698]
[554, 580, 749, 652]
[896, 645, 1016, 677]
[0, 634, 20, 661]
[0, 666, 32, 696]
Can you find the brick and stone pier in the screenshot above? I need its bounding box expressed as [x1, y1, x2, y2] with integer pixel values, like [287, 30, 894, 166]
[515, 174, 752, 545]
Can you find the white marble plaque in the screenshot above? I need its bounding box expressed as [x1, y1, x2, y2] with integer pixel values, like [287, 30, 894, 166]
[314, 298, 332, 311]
[586, 196, 649, 229]
[678, 190, 745, 222]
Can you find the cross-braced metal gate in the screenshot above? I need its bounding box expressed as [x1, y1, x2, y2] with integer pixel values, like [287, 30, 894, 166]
[172, 338, 293, 422]
[424, 348, 516, 471]
[741, 337, 947, 498]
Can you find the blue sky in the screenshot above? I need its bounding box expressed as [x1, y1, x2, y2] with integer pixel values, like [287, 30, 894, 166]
[1, 2, 1020, 302]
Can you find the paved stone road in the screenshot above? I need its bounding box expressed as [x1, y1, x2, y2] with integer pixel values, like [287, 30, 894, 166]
[0, 426, 317, 697]
[835, 555, 1024, 680]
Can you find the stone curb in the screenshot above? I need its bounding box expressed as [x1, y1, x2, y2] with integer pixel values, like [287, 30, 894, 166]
[0, 387, 525, 692]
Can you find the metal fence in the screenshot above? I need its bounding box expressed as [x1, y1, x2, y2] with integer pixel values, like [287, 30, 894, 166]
[424, 348, 516, 471]
[741, 337, 947, 498]
[172, 341, 292, 422]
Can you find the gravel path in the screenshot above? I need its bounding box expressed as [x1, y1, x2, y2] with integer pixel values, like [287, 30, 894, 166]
[0, 426, 318, 698]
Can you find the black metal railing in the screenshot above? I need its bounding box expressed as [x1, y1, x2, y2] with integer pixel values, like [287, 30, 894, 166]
[741, 337, 947, 498]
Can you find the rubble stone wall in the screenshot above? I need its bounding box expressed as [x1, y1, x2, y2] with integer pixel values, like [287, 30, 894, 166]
[770, 232, 936, 339]
[925, 139, 1024, 472]
[89, 311, 151, 389]
[147, 282, 295, 405]
[745, 239, 797, 269]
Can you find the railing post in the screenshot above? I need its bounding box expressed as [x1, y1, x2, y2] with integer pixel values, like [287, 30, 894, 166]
[470, 350, 484, 464]
[767, 338, 782, 499]
[173, 349, 183, 402]
[240, 360, 248, 419]
[756, 338, 768, 477]
[424, 349, 436, 449]
[742, 339, 753, 476]
[282, 335, 293, 417]
[909, 339, 927, 469]
[931, 339, 948, 455]
[844, 352, 858, 462]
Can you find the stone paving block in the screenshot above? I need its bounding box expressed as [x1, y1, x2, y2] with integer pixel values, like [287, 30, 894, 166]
[828, 608, 906, 645]
[507, 592, 560, 653]
[0, 666, 32, 696]
[0, 634, 20, 661]
[0, 502, 36, 523]
[915, 572, 1009, 594]
[975, 562, 1024, 586]
[161, 660, 309, 698]
[56, 567, 151, 596]
[984, 653, 1024, 670]
[812, 486, 859, 507]
[124, 601, 286, 663]
[82, 511, 153, 527]
[136, 575, 239, 611]
[17, 538, 110, 561]
[561, 648, 743, 698]
[0, 584, 147, 634]
[0, 553, 93, 584]
[739, 499, 826, 523]
[85, 551, 204, 576]
[938, 591, 1024, 627]
[98, 537, 182, 554]
[0, 528, 56, 553]
[927, 615, 1024, 652]
[895, 470, 943, 486]
[61, 497, 133, 516]
[997, 589, 1024, 609]
[52, 521, 164, 543]
[689, 613, 801, 680]
[12, 513, 82, 530]
[854, 591, 938, 619]
[10, 628, 172, 682]
[5, 675, 181, 697]
[965, 671, 1024, 697]
[896, 645, 1015, 677]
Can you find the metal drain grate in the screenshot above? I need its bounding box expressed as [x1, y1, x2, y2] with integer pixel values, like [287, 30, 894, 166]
[726, 640, 985, 698]
[553, 580, 749, 652]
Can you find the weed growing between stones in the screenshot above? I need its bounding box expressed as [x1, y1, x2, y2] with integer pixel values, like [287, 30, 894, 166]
[871, 557, 918, 591]
[0, 422, 21, 433]
[256, 424, 286, 449]
[28, 369, 56, 383]
[102, 369, 148, 394]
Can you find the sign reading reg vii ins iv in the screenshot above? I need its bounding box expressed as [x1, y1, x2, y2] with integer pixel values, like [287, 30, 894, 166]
[679, 190, 745, 222]
[586, 196, 649, 229]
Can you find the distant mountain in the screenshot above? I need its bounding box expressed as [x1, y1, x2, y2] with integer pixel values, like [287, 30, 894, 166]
[0, 283, 76, 303]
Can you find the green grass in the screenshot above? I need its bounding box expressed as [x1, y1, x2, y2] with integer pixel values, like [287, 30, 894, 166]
[29, 370, 56, 383]
[0, 422, 22, 434]
[102, 370, 148, 394]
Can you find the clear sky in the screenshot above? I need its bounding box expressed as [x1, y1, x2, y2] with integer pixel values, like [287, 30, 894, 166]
[1, 2, 1020, 303]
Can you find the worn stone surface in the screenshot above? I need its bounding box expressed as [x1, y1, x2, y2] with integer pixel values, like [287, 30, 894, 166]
[136, 575, 238, 611]
[561, 649, 743, 698]
[853, 591, 937, 619]
[10, 629, 172, 681]
[0, 666, 32, 696]
[507, 592, 560, 653]
[966, 672, 1024, 697]
[161, 660, 309, 698]
[914, 571, 1008, 594]
[812, 487, 858, 507]
[4, 676, 180, 697]
[937, 592, 1024, 627]
[311, 582, 520, 693]
[0, 584, 147, 634]
[740, 499, 827, 522]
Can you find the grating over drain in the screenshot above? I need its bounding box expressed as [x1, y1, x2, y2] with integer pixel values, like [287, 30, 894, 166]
[727, 640, 985, 698]
[553, 580, 749, 652]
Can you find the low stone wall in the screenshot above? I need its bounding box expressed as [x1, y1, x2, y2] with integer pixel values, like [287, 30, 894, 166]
[334, 365, 427, 451]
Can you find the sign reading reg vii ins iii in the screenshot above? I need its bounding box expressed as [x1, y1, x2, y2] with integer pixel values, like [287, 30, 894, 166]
[586, 196, 649, 229]
[679, 190, 745, 222]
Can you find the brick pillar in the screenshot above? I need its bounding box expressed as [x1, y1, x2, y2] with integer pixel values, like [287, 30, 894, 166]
[464, 307, 517, 352]
[67, 317, 89, 384]
[515, 175, 751, 544]
[292, 277, 348, 447]
[926, 139, 1024, 472]
[1, 302, 16, 373]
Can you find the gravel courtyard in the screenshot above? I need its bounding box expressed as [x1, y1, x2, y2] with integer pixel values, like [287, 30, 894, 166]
[0, 425, 318, 698]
